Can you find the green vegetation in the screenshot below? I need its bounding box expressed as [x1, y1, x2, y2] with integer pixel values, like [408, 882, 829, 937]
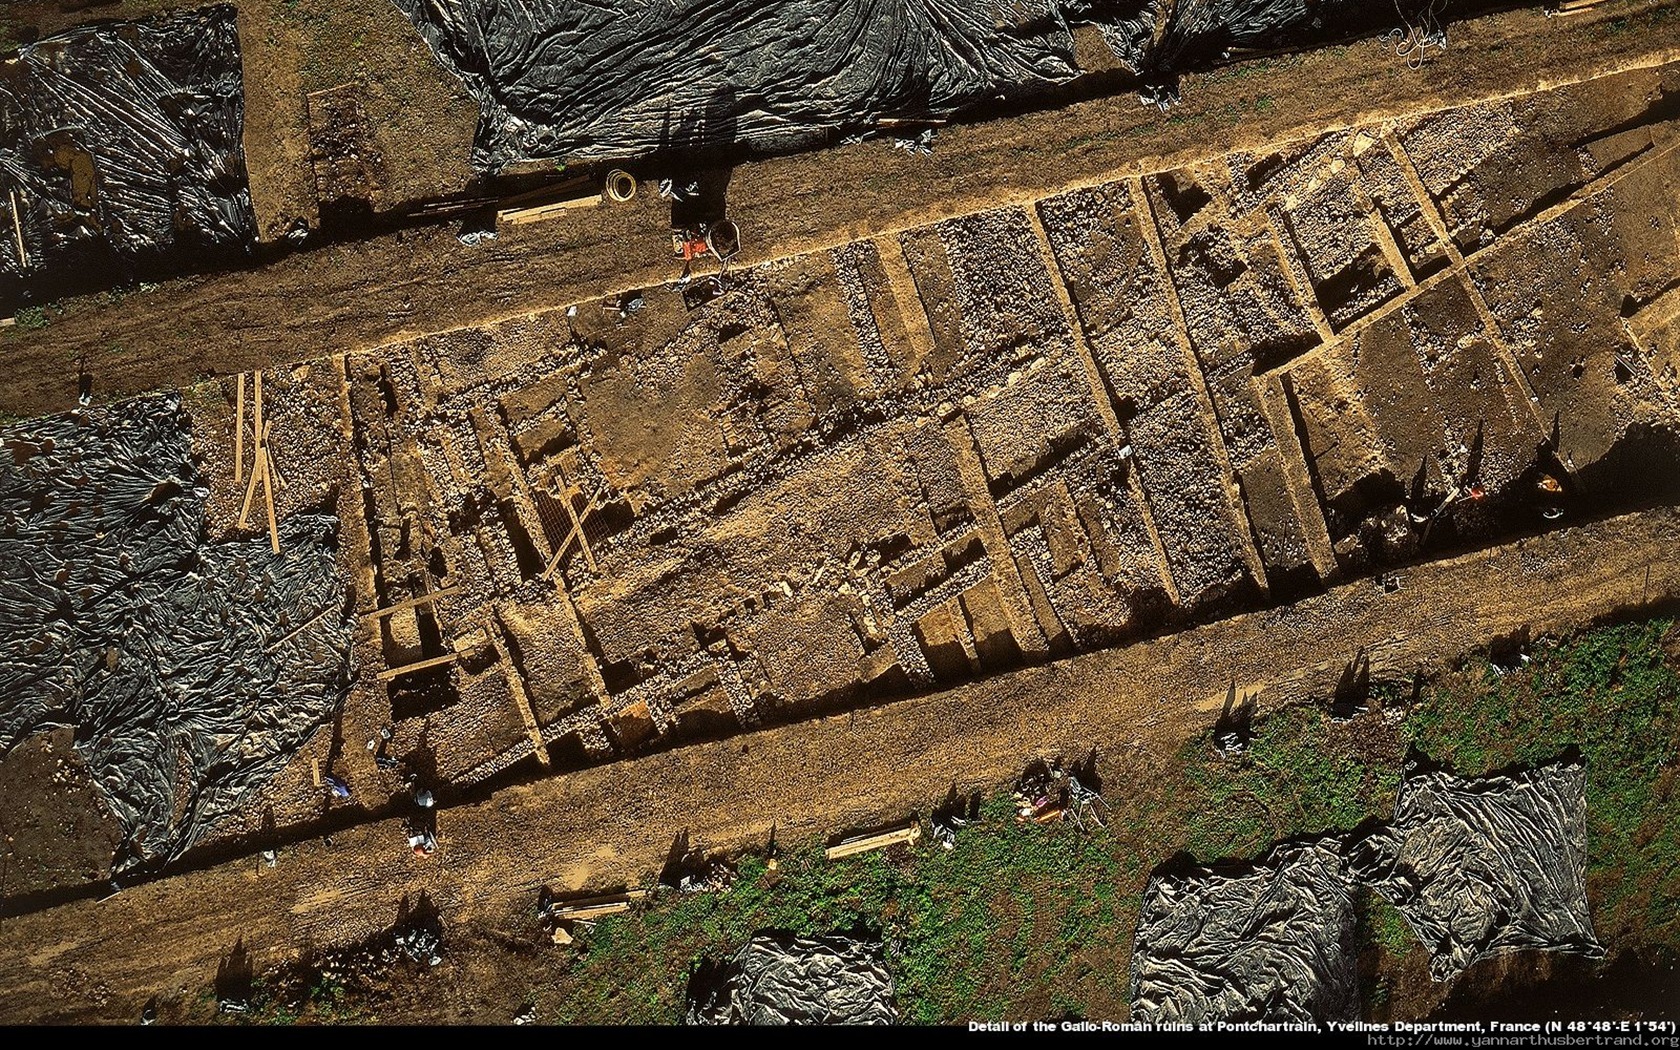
[12, 306, 51, 332]
[519, 617, 1680, 1024]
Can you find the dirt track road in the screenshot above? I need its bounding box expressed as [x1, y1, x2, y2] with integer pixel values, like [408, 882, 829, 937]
[2, 505, 1676, 1023]
[3, 5, 1680, 418]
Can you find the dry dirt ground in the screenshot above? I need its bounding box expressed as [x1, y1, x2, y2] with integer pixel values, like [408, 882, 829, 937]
[2, 2, 1680, 419]
[3, 0, 1680, 1027]
[0, 503, 1677, 1024]
[123, 53, 1677, 856]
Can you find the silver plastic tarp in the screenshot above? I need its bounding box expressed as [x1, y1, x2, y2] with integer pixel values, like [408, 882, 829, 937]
[1350, 759, 1603, 982]
[0, 5, 255, 306]
[1131, 836, 1360, 1024]
[391, 0, 1448, 169]
[0, 394, 351, 874]
[686, 932, 897, 1025]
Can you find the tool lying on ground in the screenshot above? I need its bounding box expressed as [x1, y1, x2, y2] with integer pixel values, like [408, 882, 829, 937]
[672, 219, 741, 279]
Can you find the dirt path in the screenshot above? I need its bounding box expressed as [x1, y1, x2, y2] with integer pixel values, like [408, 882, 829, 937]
[3, 5, 1679, 419]
[1, 504, 1675, 1023]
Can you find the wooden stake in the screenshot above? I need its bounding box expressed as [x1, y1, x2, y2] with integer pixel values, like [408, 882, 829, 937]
[257, 418, 286, 490]
[311, 758, 322, 788]
[262, 453, 280, 555]
[252, 369, 264, 451]
[237, 445, 266, 528]
[9, 190, 27, 270]
[234, 373, 245, 485]
[377, 651, 459, 681]
[369, 585, 461, 620]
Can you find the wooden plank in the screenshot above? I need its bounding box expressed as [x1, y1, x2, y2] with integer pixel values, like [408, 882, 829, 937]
[237, 445, 266, 528]
[9, 190, 27, 270]
[824, 822, 922, 860]
[234, 373, 244, 486]
[252, 370, 264, 461]
[262, 455, 280, 555]
[547, 888, 651, 920]
[499, 194, 602, 226]
[368, 585, 461, 620]
[376, 651, 458, 682]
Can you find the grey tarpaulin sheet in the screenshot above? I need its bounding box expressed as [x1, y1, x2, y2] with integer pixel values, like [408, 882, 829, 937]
[0, 5, 255, 306]
[686, 931, 896, 1024]
[391, 0, 1090, 169]
[1138, 0, 1443, 85]
[0, 395, 352, 874]
[1350, 758, 1603, 982]
[1130, 837, 1360, 1024]
[392, 0, 1452, 170]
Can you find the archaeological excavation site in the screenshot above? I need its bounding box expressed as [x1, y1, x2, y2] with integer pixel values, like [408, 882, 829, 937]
[1, 0, 1678, 1029]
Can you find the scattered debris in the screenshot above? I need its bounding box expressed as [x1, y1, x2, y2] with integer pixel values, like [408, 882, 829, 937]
[406, 824, 437, 857]
[930, 787, 981, 850]
[659, 830, 737, 893]
[458, 212, 499, 245]
[1212, 682, 1257, 756]
[1064, 770, 1109, 832]
[381, 894, 447, 968]
[1013, 756, 1107, 829]
[890, 129, 936, 155]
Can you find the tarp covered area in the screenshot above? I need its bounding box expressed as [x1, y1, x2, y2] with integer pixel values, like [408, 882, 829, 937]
[0, 5, 256, 307]
[392, 0, 1094, 169]
[1139, 0, 1448, 88]
[393, 0, 1457, 170]
[0, 395, 352, 874]
[686, 931, 896, 1025]
[1130, 837, 1360, 1024]
[1350, 758, 1604, 982]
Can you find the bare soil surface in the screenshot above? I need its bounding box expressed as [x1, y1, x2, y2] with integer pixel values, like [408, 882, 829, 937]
[2, 0, 1679, 1028]
[0, 504, 1677, 1024]
[2, 3, 1679, 419]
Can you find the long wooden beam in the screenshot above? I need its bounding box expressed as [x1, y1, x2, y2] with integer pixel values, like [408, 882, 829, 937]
[376, 651, 459, 682]
[367, 585, 461, 620]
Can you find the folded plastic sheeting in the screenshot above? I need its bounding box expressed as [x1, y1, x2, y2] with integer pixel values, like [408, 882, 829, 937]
[1350, 759, 1603, 982]
[0, 5, 255, 306]
[686, 932, 897, 1024]
[393, 0, 1454, 169]
[391, 0, 1092, 169]
[0, 395, 352, 875]
[1130, 837, 1360, 1024]
[1139, 0, 1441, 85]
